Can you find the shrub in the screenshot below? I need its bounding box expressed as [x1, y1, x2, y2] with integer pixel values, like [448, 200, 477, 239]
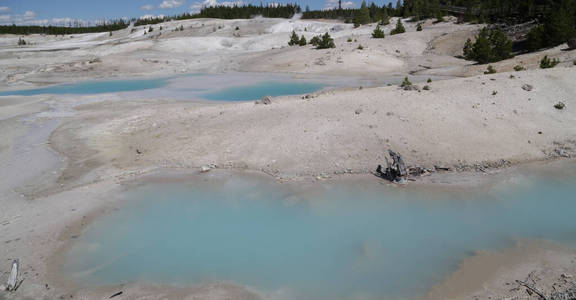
[347, 37, 352, 42]
[484, 65, 497, 74]
[400, 77, 412, 87]
[390, 19, 406, 35]
[316, 32, 335, 49]
[357, 44, 364, 50]
[540, 56, 559, 69]
[18, 37, 26, 46]
[299, 35, 307, 46]
[573, 60, 576, 65]
[288, 30, 300, 46]
[417, 23, 423, 31]
[372, 25, 385, 38]
[235, 26, 240, 30]
[148, 26, 153, 32]
[180, 25, 184, 31]
[513, 65, 525, 71]
[427, 78, 432, 83]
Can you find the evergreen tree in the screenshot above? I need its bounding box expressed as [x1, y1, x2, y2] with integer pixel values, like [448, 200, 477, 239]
[395, 0, 403, 17]
[316, 32, 336, 49]
[288, 30, 300, 46]
[299, 35, 307, 46]
[417, 23, 423, 31]
[310, 35, 321, 46]
[471, 28, 493, 63]
[463, 38, 474, 58]
[390, 18, 406, 35]
[489, 28, 512, 61]
[372, 25, 386, 38]
[380, 7, 391, 25]
[354, 0, 371, 27]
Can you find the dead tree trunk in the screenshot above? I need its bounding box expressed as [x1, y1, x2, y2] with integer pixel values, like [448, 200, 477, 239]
[376, 150, 408, 182]
[6, 259, 19, 291]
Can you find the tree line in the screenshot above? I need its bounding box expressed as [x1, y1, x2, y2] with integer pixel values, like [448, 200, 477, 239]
[135, 4, 301, 26]
[0, 20, 129, 35]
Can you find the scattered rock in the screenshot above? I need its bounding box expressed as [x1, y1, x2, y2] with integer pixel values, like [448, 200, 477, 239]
[423, 85, 431, 90]
[256, 96, 272, 105]
[434, 165, 451, 171]
[522, 84, 533, 91]
[403, 85, 420, 91]
[355, 108, 363, 115]
[554, 102, 566, 110]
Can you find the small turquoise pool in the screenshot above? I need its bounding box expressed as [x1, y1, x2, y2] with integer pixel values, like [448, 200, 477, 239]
[200, 81, 327, 101]
[0, 78, 171, 96]
[63, 171, 576, 299]
[0, 74, 331, 101]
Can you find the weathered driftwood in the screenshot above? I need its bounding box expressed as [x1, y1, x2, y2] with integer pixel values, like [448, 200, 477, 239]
[376, 150, 408, 182]
[6, 259, 19, 291]
[516, 279, 547, 300]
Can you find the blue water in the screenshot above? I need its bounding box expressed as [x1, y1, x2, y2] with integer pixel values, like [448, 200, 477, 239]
[200, 81, 327, 101]
[63, 173, 576, 300]
[0, 78, 171, 96]
[0, 76, 328, 101]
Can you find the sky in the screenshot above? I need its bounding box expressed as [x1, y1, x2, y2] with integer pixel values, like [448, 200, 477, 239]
[0, 0, 393, 26]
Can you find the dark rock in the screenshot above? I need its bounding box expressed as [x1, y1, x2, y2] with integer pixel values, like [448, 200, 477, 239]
[554, 102, 565, 110]
[522, 84, 533, 91]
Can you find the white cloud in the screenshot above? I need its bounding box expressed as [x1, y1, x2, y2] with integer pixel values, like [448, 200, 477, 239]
[141, 4, 155, 10]
[323, 0, 355, 9]
[0, 10, 39, 25]
[23, 11, 36, 19]
[190, 0, 243, 13]
[0, 6, 11, 13]
[159, 0, 186, 9]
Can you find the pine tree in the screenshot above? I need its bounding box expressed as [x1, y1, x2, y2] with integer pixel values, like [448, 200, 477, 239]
[471, 28, 492, 63]
[372, 25, 385, 38]
[463, 38, 474, 59]
[489, 28, 512, 61]
[390, 18, 406, 35]
[288, 30, 300, 46]
[380, 8, 390, 25]
[316, 32, 336, 49]
[417, 23, 423, 31]
[299, 35, 307, 46]
[354, 0, 371, 27]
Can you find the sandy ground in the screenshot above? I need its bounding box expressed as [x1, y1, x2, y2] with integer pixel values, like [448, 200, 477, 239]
[1, 16, 576, 300]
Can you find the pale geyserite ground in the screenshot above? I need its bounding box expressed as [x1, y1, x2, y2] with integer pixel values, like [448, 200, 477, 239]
[1, 17, 576, 300]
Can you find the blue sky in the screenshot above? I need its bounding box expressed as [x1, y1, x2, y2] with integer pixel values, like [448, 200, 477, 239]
[0, 0, 394, 25]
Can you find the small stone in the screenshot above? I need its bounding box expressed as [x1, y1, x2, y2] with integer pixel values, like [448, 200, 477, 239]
[522, 84, 533, 91]
[554, 101, 565, 110]
[355, 108, 363, 115]
[423, 85, 431, 90]
[200, 166, 211, 173]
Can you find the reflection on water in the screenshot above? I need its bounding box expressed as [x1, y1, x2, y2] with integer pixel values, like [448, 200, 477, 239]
[63, 171, 576, 300]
